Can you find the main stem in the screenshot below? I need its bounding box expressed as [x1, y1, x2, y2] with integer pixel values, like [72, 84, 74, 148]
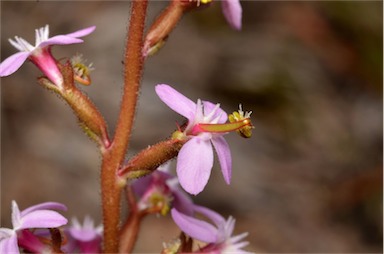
[101, 1, 147, 253]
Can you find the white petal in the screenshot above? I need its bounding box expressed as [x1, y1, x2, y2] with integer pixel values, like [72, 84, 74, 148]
[11, 201, 21, 230]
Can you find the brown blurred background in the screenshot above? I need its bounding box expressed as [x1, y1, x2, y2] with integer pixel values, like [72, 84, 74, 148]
[1, 1, 382, 253]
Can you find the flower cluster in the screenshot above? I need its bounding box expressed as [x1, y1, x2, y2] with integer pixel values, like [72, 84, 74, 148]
[132, 163, 251, 253]
[1, 1, 253, 253]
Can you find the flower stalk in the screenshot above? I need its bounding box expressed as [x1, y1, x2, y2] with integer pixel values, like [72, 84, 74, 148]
[119, 185, 142, 253]
[100, 1, 148, 253]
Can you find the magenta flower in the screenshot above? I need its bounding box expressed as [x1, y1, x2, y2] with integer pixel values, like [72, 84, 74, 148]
[0, 24, 95, 88]
[156, 84, 232, 195]
[171, 205, 251, 253]
[0, 200, 68, 253]
[65, 216, 102, 253]
[132, 163, 194, 216]
[221, 0, 242, 30]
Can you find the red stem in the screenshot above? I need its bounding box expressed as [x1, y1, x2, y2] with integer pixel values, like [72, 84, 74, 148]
[119, 185, 143, 253]
[100, 1, 148, 253]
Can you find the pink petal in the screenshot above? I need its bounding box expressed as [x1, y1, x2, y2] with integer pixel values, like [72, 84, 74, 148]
[177, 137, 213, 195]
[0, 52, 30, 77]
[131, 174, 153, 197]
[39, 36, 83, 47]
[132, 170, 172, 197]
[19, 210, 67, 230]
[211, 136, 232, 184]
[64, 26, 96, 38]
[172, 190, 194, 216]
[21, 202, 67, 217]
[17, 230, 47, 253]
[69, 219, 99, 242]
[221, 0, 242, 30]
[155, 84, 197, 122]
[193, 205, 226, 228]
[171, 209, 218, 243]
[0, 235, 18, 254]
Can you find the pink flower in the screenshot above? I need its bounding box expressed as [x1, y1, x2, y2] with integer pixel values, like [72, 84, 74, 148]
[0, 25, 95, 88]
[132, 163, 194, 216]
[156, 84, 232, 195]
[171, 205, 252, 253]
[221, 0, 242, 30]
[0, 200, 67, 253]
[65, 216, 102, 253]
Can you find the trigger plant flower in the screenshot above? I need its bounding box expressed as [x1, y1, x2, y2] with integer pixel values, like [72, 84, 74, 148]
[64, 216, 103, 253]
[0, 200, 68, 253]
[132, 163, 194, 216]
[155, 84, 252, 195]
[0, 24, 95, 89]
[171, 205, 252, 253]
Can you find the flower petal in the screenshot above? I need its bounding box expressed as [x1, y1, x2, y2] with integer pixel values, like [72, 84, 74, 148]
[63, 26, 96, 38]
[203, 101, 228, 123]
[131, 174, 154, 197]
[17, 230, 47, 253]
[193, 205, 226, 228]
[21, 202, 67, 217]
[0, 228, 14, 240]
[0, 52, 30, 77]
[155, 84, 196, 122]
[69, 217, 99, 242]
[19, 210, 67, 230]
[211, 136, 232, 184]
[11, 201, 21, 230]
[221, 0, 242, 30]
[132, 170, 173, 197]
[171, 208, 218, 243]
[172, 189, 194, 216]
[177, 137, 214, 195]
[38, 36, 83, 48]
[230, 232, 249, 246]
[0, 234, 18, 254]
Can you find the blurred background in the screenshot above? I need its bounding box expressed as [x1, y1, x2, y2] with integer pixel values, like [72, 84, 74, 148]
[1, 1, 382, 253]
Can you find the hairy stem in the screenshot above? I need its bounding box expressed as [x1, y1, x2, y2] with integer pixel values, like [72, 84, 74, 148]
[101, 1, 148, 253]
[119, 186, 142, 253]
